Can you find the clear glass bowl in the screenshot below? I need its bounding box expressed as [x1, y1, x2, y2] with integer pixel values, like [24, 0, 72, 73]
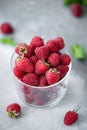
[10, 52, 72, 108]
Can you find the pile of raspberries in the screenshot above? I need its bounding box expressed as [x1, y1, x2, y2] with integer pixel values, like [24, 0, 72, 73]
[14, 36, 71, 87]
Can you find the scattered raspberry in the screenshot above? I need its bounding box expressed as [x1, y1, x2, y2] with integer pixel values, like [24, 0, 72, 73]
[56, 65, 69, 79]
[54, 37, 65, 50]
[48, 53, 60, 67]
[13, 65, 25, 78]
[46, 39, 59, 53]
[23, 73, 39, 86]
[39, 75, 48, 86]
[35, 46, 49, 60]
[35, 60, 50, 75]
[16, 56, 34, 73]
[64, 111, 78, 125]
[6, 103, 21, 118]
[29, 55, 38, 65]
[1, 22, 13, 34]
[15, 43, 33, 57]
[70, 4, 83, 17]
[60, 54, 71, 65]
[30, 36, 44, 49]
[46, 68, 60, 85]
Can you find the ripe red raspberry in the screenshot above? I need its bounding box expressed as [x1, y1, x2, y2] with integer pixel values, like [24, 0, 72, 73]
[64, 111, 78, 125]
[30, 36, 44, 49]
[48, 53, 60, 67]
[35, 46, 49, 60]
[1, 22, 13, 34]
[35, 95, 49, 106]
[54, 37, 65, 50]
[23, 73, 39, 86]
[6, 103, 21, 118]
[22, 86, 30, 94]
[29, 55, 38, 65]
[46, 39, 59, 53]
[13, 65, 25, 78]
[70, 4, 83, 17]
[56, 65, 69, 79]
[16, 56, 34, 73]
[45, 68, 60, 85]
[60, 54, 71, 65]
[35, 60, 50, 75]
[15, 43, 33, 57]
[39, 75, 48, 86]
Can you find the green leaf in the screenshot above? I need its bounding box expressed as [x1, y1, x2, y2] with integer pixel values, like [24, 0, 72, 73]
[0, 37, 17, 47]
[82, 0, 87, 6]
[71, 44, 86, 60]
[64, 0, 82, 6]
[64, 0, 72, 6]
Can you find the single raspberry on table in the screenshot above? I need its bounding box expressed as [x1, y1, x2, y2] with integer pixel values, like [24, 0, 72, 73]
[15, 43, 33, 57]
[70, 4, 83, 17]
[46, 39, 59, 53]
[35, 60, 50, 75]
[30, 36, 44, 49]
[1, 22, 13, 34]
[35, 45, 49, 60]
[54, 37, 65, 50]
[45, 68, 60, 85]
[16, 56, 34, 73]
[56, 65, 69, 79]
[60, 54, 71, 65]
[48, 53, 60, 67]
[64, 111, 78, 125]
[13, 65, 25, 78]
[39, 75, 48, 86]
[6, 103, 21, 118]
[23, 73, 39, 86]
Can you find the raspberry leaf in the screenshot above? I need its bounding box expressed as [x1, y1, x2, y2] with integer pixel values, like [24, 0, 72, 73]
[71, 44, 86, 60]
[0, 37, 16, 47]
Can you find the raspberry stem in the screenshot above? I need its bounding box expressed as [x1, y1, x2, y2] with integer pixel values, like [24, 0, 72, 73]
[73, 105, 81, 112]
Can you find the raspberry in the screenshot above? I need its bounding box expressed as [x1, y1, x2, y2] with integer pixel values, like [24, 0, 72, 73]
[39, 75, 48, 86]
[48, 53, 60, 67]
[30, 36, 44, 49]
[13, 65, 25, 78]
[1, 22, 13, 34]
[22, 86, 30, 94]
[6, 103, 21, 118]
[23, 73, 39, 86]
[70, 4, 83, 17]
[56, 65, 69, 79]
[29, 55, 38, 65]
[24, 93, 34, 104]
[45, 68, 60, 85]
[35, 60, 50, 75]
[15, 43, 33, 57]
[64, 111, 78, 125]
[35, 95, 49, 106]
[16, 56, 34, 73]
[60, 54, 71, 65]
[46, 39, 59, 53]
[35, 46, 49, 60]
[54, 37, 65, 50]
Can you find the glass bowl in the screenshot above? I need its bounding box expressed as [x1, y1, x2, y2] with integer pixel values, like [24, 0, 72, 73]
[10, 52, 71, 108]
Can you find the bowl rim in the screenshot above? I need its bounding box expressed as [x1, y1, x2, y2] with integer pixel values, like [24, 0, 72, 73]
[10, 51, 72, 89]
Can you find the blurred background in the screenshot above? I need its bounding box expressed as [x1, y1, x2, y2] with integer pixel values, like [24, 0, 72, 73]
[0, 0, 87, 77]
